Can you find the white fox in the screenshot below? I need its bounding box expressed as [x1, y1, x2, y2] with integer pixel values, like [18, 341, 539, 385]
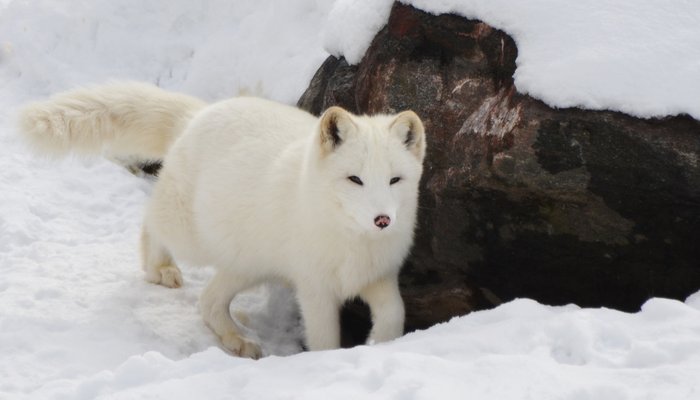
[18, 82, 427, 358]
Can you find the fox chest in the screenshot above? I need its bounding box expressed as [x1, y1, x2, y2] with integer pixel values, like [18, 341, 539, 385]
[326, 240, 407, 299]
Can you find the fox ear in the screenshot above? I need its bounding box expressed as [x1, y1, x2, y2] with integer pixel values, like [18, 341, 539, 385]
[390, 111, 426, 160]
[318, 106, 356, 154]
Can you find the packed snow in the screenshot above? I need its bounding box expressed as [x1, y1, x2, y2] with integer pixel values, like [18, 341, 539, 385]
[1, 0, 699, 399]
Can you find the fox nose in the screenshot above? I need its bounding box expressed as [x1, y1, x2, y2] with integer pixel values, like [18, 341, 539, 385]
[374, 215, 391, 229]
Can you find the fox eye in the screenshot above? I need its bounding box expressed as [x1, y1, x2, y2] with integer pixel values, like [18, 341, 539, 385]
[348, 175, 363, 186]
[390, 177, 401, 185]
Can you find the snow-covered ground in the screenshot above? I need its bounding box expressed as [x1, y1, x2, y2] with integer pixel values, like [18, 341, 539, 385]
[1, 1, 699, 399]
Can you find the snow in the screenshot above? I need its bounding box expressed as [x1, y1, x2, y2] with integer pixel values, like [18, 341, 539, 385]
[325, 0, 700, 120]
[0, 0, 332, 105]
[21, 299, 700, 399]
[1, 0, 699, 399]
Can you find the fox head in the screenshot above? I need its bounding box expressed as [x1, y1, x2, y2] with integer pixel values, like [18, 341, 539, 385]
[310, 106, 426, 235]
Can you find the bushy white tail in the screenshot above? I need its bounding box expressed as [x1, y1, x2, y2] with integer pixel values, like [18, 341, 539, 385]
[18, 82, 206, 161]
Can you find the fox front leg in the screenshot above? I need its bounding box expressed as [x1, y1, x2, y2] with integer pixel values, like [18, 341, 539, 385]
[360, 275, 405, 344]
[296, 285, 341, 351]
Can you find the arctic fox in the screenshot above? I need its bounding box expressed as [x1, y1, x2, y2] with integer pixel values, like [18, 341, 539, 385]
[18, 82, 427, 358]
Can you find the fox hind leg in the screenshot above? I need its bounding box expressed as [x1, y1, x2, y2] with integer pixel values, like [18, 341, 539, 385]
[140, 227, 183, 288]
[200, 268, 262, 358]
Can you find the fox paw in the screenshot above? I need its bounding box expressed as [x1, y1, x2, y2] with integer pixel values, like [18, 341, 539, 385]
[221, 332, 262, 359]
[146, 265, 183, 288]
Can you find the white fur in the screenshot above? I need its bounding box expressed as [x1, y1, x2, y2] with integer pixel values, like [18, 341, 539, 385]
[18, 82, 427, 358]
[18, 82, 206, 161]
